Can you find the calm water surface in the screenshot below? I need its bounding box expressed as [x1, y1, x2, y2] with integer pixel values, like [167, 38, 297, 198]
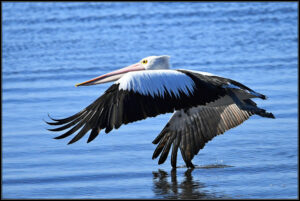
[2, 2, 298, 199]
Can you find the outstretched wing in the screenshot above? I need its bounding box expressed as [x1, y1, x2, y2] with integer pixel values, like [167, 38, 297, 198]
[152, 102, 256, 168]
[46, 70, 232, 144]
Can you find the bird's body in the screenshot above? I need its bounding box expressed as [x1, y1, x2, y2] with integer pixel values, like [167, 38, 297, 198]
[46, 55, 274, 168]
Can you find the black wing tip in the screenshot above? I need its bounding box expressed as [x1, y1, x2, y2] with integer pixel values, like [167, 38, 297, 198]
[261, 94, 267, 100]
[87, 136, 95, 143]
[47, 128, 59, 132]
[152, 153, 159, 160]
[47, 113, 59, 121]
[269, 112, 275, 119]
[87, 128, 101, 143]
[104, 127, 113, 134]
[45, 121, 53, 125]
[44, 114, 67, 126]
[86, 135, 98, 143]
[152, 145, 164, 159]
[158, 159, 165, 165]
[44, 114, 57, 125]
[68, 135, 81, 145]
[53, 135, 65, 140]
[249, 91, 267, 100]
[152, 128, 168, 144]
[44, 120, 54, 126]
[259, 110, 275, 119]
[158, 151, 171, 165]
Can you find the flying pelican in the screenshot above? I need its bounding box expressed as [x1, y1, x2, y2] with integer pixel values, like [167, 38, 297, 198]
[46, 55, 275, 168]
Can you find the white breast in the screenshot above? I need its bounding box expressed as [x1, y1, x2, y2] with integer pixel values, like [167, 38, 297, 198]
[116, 70, 195, 98]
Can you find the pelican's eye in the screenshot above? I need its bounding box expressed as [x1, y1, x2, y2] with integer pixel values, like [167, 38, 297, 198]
[141, 59, 148, 64]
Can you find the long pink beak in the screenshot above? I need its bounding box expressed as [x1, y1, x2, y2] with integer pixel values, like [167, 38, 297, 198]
[75, 63, 145, 87]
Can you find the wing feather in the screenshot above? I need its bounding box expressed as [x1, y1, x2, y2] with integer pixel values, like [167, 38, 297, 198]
[47, 69, 269, 148]
[171, 131, 180, 168]
[152, 103, 255, 168]
[47, 70, 229, 143]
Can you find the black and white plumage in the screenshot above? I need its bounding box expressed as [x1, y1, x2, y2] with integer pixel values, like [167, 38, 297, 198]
[46, 55, 275, 168]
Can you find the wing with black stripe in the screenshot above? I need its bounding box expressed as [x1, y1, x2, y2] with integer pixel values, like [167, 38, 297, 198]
[46, 70, 229, 144]
[152, 102, 256, 168]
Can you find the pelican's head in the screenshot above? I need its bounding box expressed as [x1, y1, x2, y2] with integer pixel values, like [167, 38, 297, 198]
[139, 55, 170, 70]
[75, 55, 170, 86]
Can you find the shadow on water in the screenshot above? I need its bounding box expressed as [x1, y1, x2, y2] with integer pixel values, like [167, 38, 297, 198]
[152, 168, 226, 199]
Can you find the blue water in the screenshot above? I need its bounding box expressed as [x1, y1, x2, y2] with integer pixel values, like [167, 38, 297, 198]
[2, 2, 298, 199]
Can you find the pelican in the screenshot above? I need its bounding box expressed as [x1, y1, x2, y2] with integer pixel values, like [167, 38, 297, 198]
[46, 55, 275, 168]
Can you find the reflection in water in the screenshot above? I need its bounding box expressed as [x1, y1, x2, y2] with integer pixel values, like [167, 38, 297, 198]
[152, 169, 221, 199]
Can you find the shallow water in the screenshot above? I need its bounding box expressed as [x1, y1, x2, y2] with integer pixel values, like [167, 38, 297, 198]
[2, 2, 298, 199]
